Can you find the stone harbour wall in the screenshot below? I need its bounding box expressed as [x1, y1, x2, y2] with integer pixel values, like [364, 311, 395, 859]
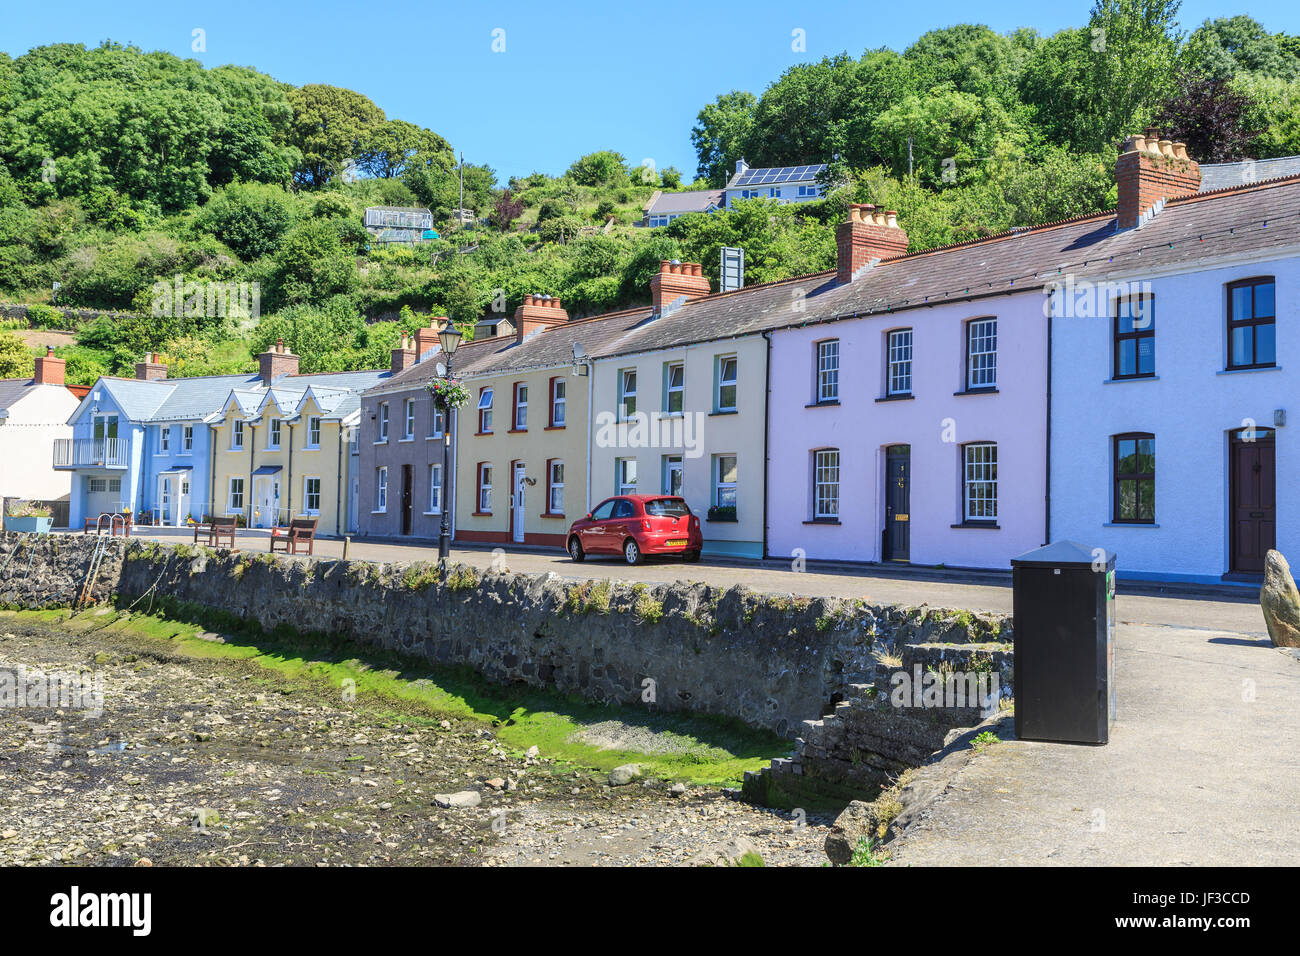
[0, 532, 1013, 738]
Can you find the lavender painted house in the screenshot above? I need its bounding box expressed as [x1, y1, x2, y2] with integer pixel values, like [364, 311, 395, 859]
[763, 204, 1049, 569]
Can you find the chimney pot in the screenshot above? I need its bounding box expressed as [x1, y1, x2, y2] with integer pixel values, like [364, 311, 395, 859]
[1115, 135, 1201, 229]
[649, 260, 710, 312]
[836, 206, 908, 284]
[259, 340, 300, 383]
[34, 347, 66, 386]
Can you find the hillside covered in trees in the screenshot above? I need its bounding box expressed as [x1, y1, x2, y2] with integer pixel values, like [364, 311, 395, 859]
[3, 0, 1300, 384]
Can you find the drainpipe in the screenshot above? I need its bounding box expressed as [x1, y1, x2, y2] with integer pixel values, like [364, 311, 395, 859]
[287, 422, 294, 526]
[336, 421, 344, 537]
[1044, 306, 1053, 546]
[584, 360, 594, 514]
[208, 424, 216, 520]
[761, 330, 772, 560]
[248, 423, 255, 527]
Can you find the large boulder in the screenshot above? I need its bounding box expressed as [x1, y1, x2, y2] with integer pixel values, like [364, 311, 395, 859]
[824, 800, 886, 865]
[1261, 550, 1300, 648]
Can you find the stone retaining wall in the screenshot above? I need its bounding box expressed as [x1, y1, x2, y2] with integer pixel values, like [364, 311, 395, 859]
[0, 532, 1012, 739]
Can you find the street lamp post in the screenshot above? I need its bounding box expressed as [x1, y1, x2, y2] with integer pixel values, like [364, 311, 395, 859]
[437, 323, 462, 560]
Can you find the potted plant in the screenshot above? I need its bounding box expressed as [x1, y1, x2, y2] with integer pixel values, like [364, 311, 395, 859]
[4, 501, 54, 533]
[429, 378, 471, 410]
[707, 504, 738, 523]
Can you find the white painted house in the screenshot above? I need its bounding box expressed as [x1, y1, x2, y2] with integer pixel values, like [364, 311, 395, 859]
[1050, 134, 1300, 584]
[0, 349, 78, 516]
[724, 160, 827, 208]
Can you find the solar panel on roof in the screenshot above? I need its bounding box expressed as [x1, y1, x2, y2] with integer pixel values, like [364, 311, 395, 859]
[734, 164, 827, 187]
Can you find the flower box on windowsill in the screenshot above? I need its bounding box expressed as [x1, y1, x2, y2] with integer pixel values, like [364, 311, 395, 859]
[706, 505, 737, 523]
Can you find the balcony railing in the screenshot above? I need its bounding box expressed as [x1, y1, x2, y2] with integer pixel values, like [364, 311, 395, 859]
[53, 437, 129, 468]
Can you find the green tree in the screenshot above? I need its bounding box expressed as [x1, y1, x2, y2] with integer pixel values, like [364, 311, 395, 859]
[286, 84, 386, 188]
[0, 330, 34, 378]
[195, 182, 297, 260]
[567, 151, 629, 187]
[268, 219, 357, 306]
[1184, 16, 1300, 81]
[691, 90, 756, 185]
[357, 119, 453, 179]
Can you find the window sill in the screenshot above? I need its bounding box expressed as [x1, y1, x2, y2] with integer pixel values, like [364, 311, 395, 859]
[426, 435, 446, 441]
[305, 445, 321, 451]
[422, 511, 443, 516]
[953, 387, 999, 396]
[474, 431, 493, 437]
[544, 425, 566, 431]
[370, 510, 387, 515]
[472, 511, 493, 518]
[803, 518, 841, 525]
[709, 410, 739, 417]
[951, 522, 999, 529]
[1103, 521, 1160, 528]
[1103, 375, 1159, 384]
[806, 400, 840, 408]
[875, 393, 914, 403]
[706, 517, 738, 523]
[508, 428, 528, 434]
[540, 512, 566, 520]
[1218, 365, 1281, 375]
[398, 437, 415, 443]
[373, 440, 388, 445]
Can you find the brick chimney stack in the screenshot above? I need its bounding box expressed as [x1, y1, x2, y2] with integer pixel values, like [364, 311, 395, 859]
[836, 204, 909, 284]
[390, 333, 417, 374]
[649, 261, 711, 313]
[1116, 129, 1201, 230]
[134, 352, 168, 381]
[414, 317, 448, 360]
[34, 347, 66, 386]
[258, 339, 300, 384]
[514, 295, 568, 344]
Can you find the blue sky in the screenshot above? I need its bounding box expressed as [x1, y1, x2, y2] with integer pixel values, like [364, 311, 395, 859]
[6, 0, 1300, 183]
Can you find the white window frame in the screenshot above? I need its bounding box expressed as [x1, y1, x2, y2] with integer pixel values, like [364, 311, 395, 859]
[618, 369, 637, 420]
[375, 466, 388, 512]
[548, 460, 564, 514]
[302, 476, 321, 515]
[478, 463, 493, 513]
[616, 457, 637, 495]
[663, 455, 684, 496]
[814, 449, 840, 519]
[181, 424, 194, 454]
[307, 416, 321, 449]
[427, 463, 443, 514]
[966, 318, 997, 390]
[887, 329, 913, 396]
[551, 378, 566, 427]
[232, 419, 245, 451]
[716, 355, 738, 412]
[665, 362, 685, 414]
[429, 404, 445, 438]
[228, 477, 245, 513]
[714, 454, 738, 509]
[159, 427, 170, 454]
[377, 403, 389, 443]
[267, 417, 281, 450]
[514, 382, 528, 430]
[403, 398, 415, 439]
[816, 340, 839, 403]
[478, 388, 494, 433]
[963, 442, 998, 522]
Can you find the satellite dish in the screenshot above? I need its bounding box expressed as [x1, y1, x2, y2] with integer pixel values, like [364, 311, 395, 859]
[435, 362, 447, 377]
[572, 342, 586, 361]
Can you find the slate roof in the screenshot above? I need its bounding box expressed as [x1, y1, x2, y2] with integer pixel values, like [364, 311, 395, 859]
[0, 379, 34, 409]
[1199, 156, 1300, 192]
[644, 189, 724, 216]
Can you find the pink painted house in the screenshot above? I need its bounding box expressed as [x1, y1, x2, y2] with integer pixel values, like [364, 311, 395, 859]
[764, 205, 1051, 570]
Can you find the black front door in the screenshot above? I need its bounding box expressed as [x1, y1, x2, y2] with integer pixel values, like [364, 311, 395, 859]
[1231, 429, 1275, 573]
[885, 445, 910, 562]
[401, 464, 413, 535]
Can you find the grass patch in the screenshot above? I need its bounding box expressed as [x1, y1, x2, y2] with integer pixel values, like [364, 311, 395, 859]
[0, 605, 786, 787]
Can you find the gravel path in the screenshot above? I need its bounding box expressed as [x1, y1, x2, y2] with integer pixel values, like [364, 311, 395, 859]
[0, 615, 830, 867]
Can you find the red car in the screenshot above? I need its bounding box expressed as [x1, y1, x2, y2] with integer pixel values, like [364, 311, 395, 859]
[567, 495, 703, 565]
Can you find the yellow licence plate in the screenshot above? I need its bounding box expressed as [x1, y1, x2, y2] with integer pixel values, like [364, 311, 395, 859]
[666, 539, 687, 547]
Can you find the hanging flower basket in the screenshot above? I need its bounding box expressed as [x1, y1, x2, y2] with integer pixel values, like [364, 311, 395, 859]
[429, 378, 470, 410]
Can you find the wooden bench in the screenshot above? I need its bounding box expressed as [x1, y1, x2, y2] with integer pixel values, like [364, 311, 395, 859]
[83, 513, 132, 536]
[193, 514, 238, 550]
[270, 517, 318, 555]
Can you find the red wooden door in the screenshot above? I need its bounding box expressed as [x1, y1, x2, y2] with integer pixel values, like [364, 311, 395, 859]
[1231, 433, 1275, 573]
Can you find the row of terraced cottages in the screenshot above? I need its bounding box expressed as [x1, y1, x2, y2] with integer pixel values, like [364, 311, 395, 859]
[353, 133, 1297, 585]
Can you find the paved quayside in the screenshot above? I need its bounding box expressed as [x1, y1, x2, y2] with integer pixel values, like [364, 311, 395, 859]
[888, 618, 1300, 865]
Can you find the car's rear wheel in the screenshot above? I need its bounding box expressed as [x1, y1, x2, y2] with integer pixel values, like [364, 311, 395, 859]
[683, 549, 701, 563]
[568, 536, 585, 562]
[623, 538, 641, 565]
